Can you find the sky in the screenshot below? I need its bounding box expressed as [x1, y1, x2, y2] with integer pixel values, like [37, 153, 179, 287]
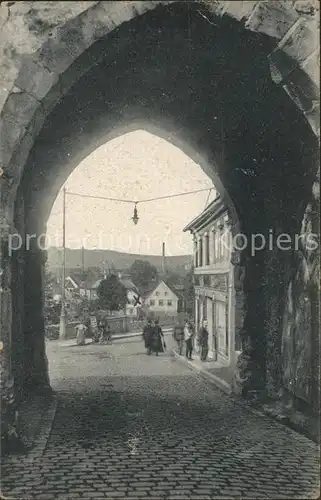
[46, 130, 216, 256]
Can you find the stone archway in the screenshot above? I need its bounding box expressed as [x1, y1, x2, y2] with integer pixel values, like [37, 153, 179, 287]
[0, 1, 319, 440]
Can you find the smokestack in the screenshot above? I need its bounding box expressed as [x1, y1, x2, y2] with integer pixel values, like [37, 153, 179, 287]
[162, 242, 166, 274]
[81, 246, 85, 276]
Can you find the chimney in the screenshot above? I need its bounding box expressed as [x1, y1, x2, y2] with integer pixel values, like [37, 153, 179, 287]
[81, 246, 85, 277]
[162, 242, 166, 274]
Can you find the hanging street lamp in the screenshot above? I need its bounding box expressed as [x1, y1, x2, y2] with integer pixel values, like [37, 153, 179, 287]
[132, 203, 139, 225]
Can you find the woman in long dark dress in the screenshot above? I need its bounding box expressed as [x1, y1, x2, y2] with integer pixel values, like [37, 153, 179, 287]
[151, 320, 164, 355]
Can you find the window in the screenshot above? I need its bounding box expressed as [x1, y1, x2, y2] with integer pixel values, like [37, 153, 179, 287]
[150, 299, 155, 306]
[156, 291, 160, 296]
[214, 230, 219, 262]
[164, 291, 168, 296]
[212, 230, 216, 263]
[205, 234, 210, 265]
[167, 300, 172, 306]
[159, 300, 164, 306]
[219, 225, 225, 261]
[204, 275, 210, 286]
[194, 240, 198, 268]
[199, 238, 203, 266]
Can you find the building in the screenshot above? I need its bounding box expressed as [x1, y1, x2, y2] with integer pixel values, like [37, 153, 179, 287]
[143, 280, 179, 319]
[183, 195, 238, 366]
[118, 274, 142, 318]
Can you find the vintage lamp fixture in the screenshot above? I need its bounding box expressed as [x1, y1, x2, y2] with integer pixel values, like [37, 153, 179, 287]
[132, 203, 139, 225]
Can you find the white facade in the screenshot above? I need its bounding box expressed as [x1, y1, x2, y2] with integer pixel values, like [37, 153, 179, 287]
[125, 289, 141, 317]
[144, 281, 178, 316]
[184, 197, 237, 366]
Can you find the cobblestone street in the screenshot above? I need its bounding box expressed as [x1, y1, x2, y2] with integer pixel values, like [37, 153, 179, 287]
[1, 336, 320, 499]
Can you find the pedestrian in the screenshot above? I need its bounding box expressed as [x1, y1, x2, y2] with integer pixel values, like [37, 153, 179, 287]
[106, 323, 112, 344]
[75, 319, 87, 346]
[199, 320, 209, 361]
[184, 320, 194, 360]
[151, 319, 165, 356]
[173, 322, 184, 355]
[142, 319, 153, 354]
[98, 317, 110, 344]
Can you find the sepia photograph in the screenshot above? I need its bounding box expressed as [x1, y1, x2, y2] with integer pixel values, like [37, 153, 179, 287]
[0, 1, 320, 499]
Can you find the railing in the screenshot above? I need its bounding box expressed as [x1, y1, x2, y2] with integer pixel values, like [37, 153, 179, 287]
[45, 314, 180, 340]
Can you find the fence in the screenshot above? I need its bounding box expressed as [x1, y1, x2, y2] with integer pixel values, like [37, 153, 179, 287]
[45, 322, 79, 340]
[45, 314, 180, 340]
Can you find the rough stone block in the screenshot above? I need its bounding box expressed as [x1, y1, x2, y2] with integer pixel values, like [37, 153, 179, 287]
[26, 105, 47, 140]
[304, 101, 320, 136]
[37, 36, 77, 75]
[40, 80, 61, 114]
[100, 1, 152, 27]
[223, 1, 258, 21]
[6, 128, 34, 183]
[0, 117, 26, 167]
[15, 57, 58, 101]
[245, 1, 299, 40]
[2, 88, 41, 132]
[277, 17, 319, 64]
[301, 49, 320, 87]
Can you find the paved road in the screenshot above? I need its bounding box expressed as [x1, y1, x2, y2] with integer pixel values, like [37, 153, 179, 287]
[1, 335, 320, 499]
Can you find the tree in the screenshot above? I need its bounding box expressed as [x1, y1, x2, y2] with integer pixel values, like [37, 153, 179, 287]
[44, 263, 55, 295]
[129, 259, 158, 292]
[97, 274, 128, 313]
[164, 270, 182, 289]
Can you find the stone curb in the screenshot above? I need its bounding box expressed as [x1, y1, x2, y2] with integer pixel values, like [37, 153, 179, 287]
[172, 349, 232, 395]
[24, 396, 58, 463]
[5, 396, 58, 465]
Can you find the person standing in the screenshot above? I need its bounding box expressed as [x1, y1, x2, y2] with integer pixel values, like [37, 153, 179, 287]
[199, 320, 209, 361]
[151, 320, 164, 356]
[184, 320, 194, 360]
[173, 322, 184, 355]
[75, 319, 87, 346]
[105, 323, 112, 344]
[142, 319, 153, 354]
[98, 317, 106, 344]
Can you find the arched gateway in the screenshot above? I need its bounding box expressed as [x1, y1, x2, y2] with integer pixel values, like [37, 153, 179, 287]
[0, 1, 319, 442]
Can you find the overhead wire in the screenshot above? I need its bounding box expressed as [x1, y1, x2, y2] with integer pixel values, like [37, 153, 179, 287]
[65, 187, 214, 205]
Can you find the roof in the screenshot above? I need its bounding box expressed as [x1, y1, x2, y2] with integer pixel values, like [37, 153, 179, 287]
[144, 280, 179, 300]
[65, 275, 81, 287]
[183, 194, 228, 233]
[120, 278, 138, 292]
[90, 277, 139, 292]
[91, 279, 102, 290]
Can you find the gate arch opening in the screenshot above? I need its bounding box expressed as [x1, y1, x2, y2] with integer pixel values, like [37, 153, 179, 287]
[0, 1, 318, 424]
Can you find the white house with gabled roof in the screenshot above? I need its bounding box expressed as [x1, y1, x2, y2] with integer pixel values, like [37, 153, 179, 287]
[143, 280, 179, 317]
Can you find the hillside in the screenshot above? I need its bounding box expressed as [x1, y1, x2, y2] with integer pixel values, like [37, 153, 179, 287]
[47, 247, 192, 273]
